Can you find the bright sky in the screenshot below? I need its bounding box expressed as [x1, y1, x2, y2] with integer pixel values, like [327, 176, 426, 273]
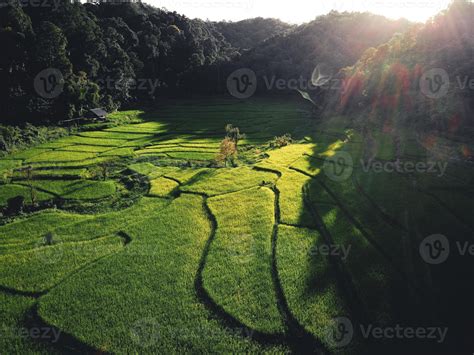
[149, 0, 452, 23]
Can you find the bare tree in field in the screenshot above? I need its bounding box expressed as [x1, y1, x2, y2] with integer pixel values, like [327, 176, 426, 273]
[225, 124, 245, 150]
[216, 137, 237, 167]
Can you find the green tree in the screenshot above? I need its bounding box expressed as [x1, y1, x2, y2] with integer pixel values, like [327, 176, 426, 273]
[34, 21, 72, 75]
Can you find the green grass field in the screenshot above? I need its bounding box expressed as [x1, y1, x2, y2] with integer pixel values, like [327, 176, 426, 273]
[1, 98, 473, 353]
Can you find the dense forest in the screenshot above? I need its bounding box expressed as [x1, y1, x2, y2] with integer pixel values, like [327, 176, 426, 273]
[324, 1, 474, 140]
[0, 0, 473, 136]
[0, 1, 235, 123]
[0, 1, 412, 124]
[214, 17, 293, 50]
[236, 12, 411, 91]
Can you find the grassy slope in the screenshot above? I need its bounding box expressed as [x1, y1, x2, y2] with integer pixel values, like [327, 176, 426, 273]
[205, 188, 284, 333]
[39, 195, 285, 353]
[0, 98, 472, 353]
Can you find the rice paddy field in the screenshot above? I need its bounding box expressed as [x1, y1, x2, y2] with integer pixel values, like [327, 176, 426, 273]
[1, 98, 473, 354]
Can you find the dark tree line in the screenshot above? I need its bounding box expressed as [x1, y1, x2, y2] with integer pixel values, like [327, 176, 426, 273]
[1, 0, 472, 137]
[188, 12, 412, 97]
[0, 1, 235, 123]
[237, 11, 411, 92]
[0, 2, 414, 124]
[215, 17, 293, 50]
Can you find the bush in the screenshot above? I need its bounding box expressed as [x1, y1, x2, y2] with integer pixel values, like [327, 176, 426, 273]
[0, 124, 70, 156]
[5, 196, 25, 216]
[270, 134, 293, 148]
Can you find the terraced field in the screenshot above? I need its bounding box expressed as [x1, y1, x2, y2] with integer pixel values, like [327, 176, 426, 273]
[1, 98, 473, 353]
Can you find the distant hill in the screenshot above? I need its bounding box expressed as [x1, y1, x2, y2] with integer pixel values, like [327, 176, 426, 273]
[235, 12, 412, 92]
[187, 12, 412, 97]
[215, 17, 294, 50]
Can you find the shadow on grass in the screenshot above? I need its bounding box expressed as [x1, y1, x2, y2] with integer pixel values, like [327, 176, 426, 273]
[296, 119, 474, 353]
[191, 193, 285, 346]
[270, 186, 330, 354]
[189, 188, 330, 354]
[0, 231, 134, 354]
[22, 304, 101, 354]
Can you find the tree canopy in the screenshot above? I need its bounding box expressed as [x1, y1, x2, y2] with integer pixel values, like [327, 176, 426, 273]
[1, 0, 472, 137]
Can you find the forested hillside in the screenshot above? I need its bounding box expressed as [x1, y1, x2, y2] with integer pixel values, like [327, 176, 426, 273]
[178, 12, 413, 98]
[236, 12, 411, 90]
[0, 1, 235, 123]
[1, 0, 473, 139]
[0, 2, 411, 125]
[215, 17, 293, 50]
[323, 1, 474, 139]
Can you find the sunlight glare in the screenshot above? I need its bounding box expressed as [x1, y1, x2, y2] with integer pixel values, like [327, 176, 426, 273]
[152, 0, 453, 23]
